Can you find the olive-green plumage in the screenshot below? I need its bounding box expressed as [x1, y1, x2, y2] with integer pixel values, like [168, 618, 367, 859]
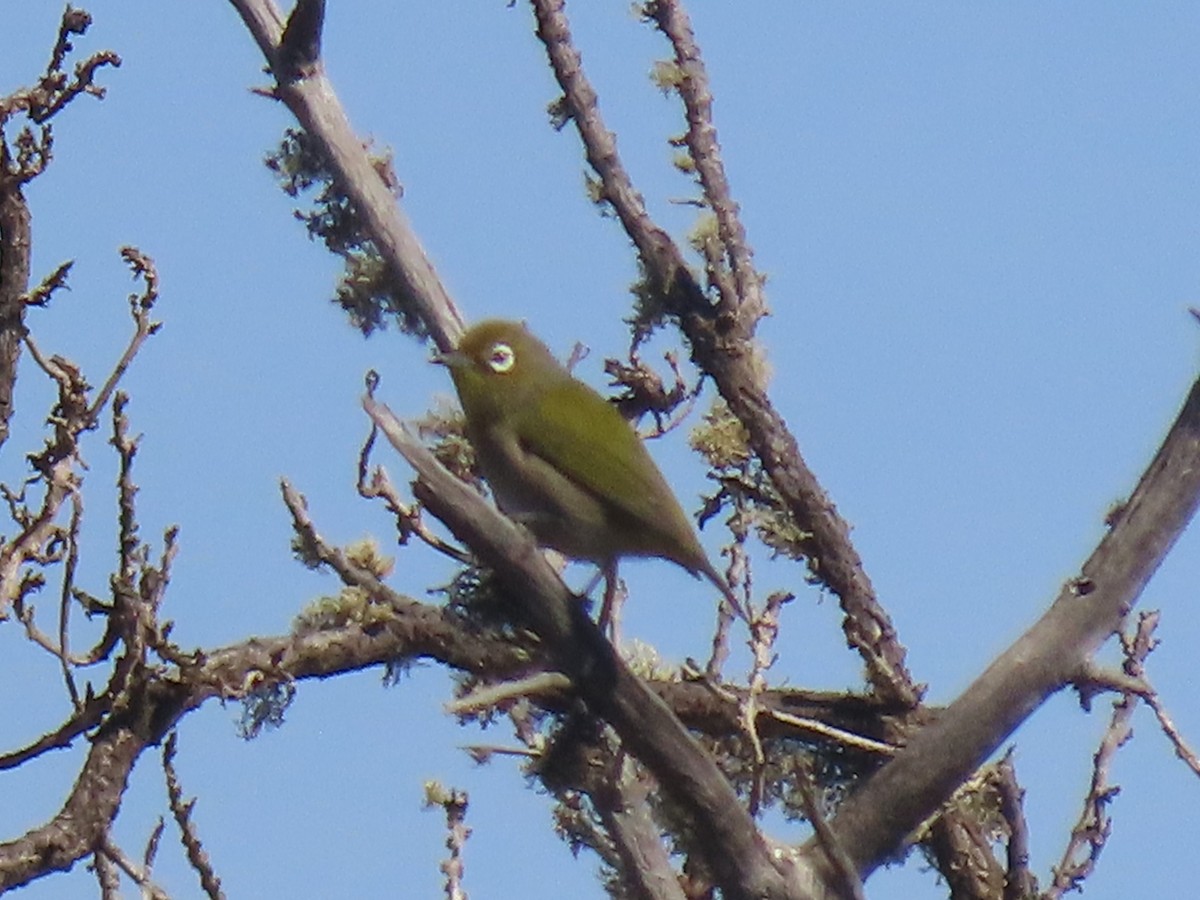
[437, 319, 746, 620]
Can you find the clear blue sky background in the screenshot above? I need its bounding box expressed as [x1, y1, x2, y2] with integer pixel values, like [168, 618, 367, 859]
[2, 3, 1198, 898]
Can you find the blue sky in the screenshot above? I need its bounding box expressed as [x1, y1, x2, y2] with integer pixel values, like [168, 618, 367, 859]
[2, 3, 1198, 898]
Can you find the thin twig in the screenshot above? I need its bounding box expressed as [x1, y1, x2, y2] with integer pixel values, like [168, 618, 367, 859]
[994, 752, 1037, 900]
[1047, 613, 1168, 897]
[357, 425, 472, 563]
[14, 599, 94, 666]
[1120, 610, 1200, 777]
[281, 478, 425, 616]
[86, 247, 161, 423]
[358, 372, 462, 559]
[460, 745, 541, 763]
[797, 762, 866, 900]
[163, 732, 225, 899]
[1047, 705, 1130, 895]
[22, 259, 72, 307]
[0, 693, 109, 770]
[681, 660, 898, 756]
[446, 672, 572, 715]
[424, 784, 471, 900]
[57, 489, 84, 707]
[645, 0, 766, 322]
[141, 817, 165, 886]
[743, 591, 787, 815]
[97, 834, 170, 900]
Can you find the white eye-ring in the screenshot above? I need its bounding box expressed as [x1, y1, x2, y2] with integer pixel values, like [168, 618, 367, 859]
[486, 342, 516, 374]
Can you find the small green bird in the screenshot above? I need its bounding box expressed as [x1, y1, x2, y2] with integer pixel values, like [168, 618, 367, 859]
[436, 319, 747, 622]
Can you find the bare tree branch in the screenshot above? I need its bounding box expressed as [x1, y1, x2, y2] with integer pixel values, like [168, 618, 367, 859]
[0, 727, 146, 891]
[227, 0, 466, 351]
[0, 6, 120, 449]
[644, 0, 766, 324]
[819, 373, 1200, 883]
[97, 832, 169, 900]
[994, 753, 1037, 900]
[163, 733, 225, 900]
[362, 395, 804, 899]
[529, 0, 920, 709]
[1120, 610, 1200, 778]
[425, 783, 471, 900]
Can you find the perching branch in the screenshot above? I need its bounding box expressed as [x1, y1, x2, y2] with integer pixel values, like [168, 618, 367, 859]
[362, 394, 802, 899]
[226, 0, 466, 351]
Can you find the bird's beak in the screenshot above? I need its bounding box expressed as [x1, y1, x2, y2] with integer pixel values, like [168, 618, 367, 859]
[431, 348, 467, 369]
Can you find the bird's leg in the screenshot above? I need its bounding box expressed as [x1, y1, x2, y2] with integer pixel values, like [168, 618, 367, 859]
[596, 560, 624, 644]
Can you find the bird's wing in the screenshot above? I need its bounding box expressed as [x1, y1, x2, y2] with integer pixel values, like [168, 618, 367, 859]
[516, 379, 678, 530]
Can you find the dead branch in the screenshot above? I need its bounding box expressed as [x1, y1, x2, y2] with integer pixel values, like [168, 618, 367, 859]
[425, 783, 471, 900]
[163, 733, 225, 900]
[97, 832, 169, 900]
[227, 0, 466, 351]
[529, 0, 920, 710]
[0, 727, 146, 891]
[821, 373, 1200, 884]
[0, 6, 120, 448]
[362, 395, 802, 899]
[994, 753, 1037, 899]
[1120, 610, 1200, 777]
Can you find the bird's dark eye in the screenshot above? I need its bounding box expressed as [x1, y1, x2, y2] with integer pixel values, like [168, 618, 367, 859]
[487, 342, 516, 374]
